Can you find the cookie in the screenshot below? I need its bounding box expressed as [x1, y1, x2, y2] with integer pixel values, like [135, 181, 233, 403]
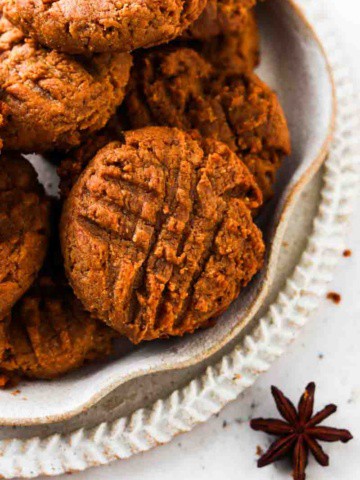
[0, 275, 116, 380]
[123, 47, 290, 201]
[60, 127, 264, 344]
[0, 155, 49, 319]
[0, 14, 132, 152]
[2, 0, 207, 54]
[185, 0, 256, 40]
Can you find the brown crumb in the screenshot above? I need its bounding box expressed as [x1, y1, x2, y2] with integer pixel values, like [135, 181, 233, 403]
[343, 249, 352, 257]
[11, 389, 21, 396]
[0, 374, 10, 388]
[0, 374, 20, 389]
[326, 292, 341, 304]
[256, 445, 264, 456]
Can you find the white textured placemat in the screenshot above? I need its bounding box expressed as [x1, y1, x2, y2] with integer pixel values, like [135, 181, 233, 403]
[0, 1, 358, 477]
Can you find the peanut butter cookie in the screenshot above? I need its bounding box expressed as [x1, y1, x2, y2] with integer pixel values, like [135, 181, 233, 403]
[123, 47, 290, 201]
[61, 127, 264, 344]
[0, 14, 132, 152]
[0, 275, 116, 380]
[0, 155, 49, 318]
[2, 0, 207, 54]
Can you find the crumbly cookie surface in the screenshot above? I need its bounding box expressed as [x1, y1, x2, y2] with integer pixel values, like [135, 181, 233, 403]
[0, 155, 49, 319]
[123, 47, 290, 200]
[197, 10, 260, 72]
[61, 127, 264, 343]
[2, 0, 207, 54]
[0, 14, 132, 152]
[185, 0, 256, 39]
[58, 126, 120, 198]
[0, 275, 115, 380]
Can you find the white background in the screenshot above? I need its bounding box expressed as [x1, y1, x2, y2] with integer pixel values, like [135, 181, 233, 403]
[42, 1, 360, 478]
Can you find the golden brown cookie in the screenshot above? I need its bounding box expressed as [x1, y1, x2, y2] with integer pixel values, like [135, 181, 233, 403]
[0, 155, 49, 319]
[60, 127, 264, 344]
[0, 275, 116, 380]
[0, 14, 132, 152]
[185, 0, 256, 40]
[123, 47, 290, 201]
[2, 0, 207, 54]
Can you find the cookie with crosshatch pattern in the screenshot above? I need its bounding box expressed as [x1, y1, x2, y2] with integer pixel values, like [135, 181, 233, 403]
[61, 127, 265, 343]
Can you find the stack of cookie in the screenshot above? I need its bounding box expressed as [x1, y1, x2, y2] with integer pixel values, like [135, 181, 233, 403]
[0, 0, 290, 384]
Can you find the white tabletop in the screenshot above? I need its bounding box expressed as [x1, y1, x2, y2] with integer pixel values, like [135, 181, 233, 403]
[43, 1, 360, 478]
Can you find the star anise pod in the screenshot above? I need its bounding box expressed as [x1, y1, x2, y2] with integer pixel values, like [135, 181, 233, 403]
[250, 382, 353, 480]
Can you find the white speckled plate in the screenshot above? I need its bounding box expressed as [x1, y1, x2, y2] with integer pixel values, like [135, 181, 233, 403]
[0, 0, 335, 426]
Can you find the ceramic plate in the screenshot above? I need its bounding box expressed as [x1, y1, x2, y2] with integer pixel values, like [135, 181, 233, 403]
[0, 0, 335, 425]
